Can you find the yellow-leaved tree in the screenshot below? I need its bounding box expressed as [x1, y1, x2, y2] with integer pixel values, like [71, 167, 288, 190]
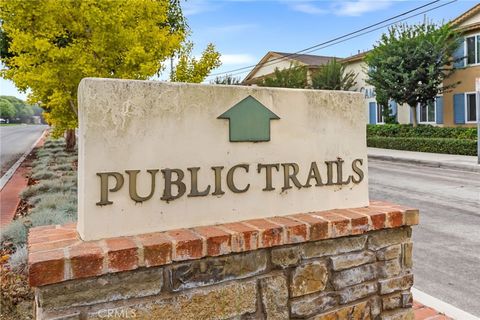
[0, 0, 221, 150]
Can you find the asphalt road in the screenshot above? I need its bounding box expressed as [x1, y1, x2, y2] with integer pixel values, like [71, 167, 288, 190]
[369, 159, 480, 317]
[0, 124, 48, 177]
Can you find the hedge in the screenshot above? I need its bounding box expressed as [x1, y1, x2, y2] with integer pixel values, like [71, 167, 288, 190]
[367, 124, 477, 140]
[367, 137, 477, 156]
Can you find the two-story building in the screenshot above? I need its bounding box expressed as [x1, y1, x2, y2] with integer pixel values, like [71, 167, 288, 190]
[445, 3, 479, 127]
[343, 3, 480, 126]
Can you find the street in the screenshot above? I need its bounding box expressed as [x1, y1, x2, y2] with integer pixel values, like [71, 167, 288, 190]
[369, 159, 480, 317]
[0, 124, 47, 177]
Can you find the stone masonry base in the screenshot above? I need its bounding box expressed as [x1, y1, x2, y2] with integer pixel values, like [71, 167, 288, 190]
[28, 201, 419, 319]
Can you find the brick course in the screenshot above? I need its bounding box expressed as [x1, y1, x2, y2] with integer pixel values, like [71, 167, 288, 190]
[29, 200, 419, 320]
[28, 201, 418, 287]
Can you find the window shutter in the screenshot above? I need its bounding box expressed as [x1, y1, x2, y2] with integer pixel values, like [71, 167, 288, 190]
[409, 107, 413, 124]
[369, 102, 376, 124]
[389, 100, 398, 120]
[453, 94, 465, 124]
[435, 96, 443, 124]
[453, 39, 465, 68]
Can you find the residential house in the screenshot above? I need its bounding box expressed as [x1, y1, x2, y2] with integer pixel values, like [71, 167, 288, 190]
[445, 3, 480, 127]
[242, 51, 338, 85]
[341, 51, 411, 125]
[343, 3, 480, 126]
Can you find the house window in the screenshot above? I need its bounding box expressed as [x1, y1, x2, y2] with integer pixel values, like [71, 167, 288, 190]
[466, 93, 477, 123]
[376, 104, 384, 124]
[465, 34, 480, 65]
[418, 101, 435, 123]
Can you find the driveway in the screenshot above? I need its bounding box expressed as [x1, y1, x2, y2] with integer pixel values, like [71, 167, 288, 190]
[369, 159, 480, 316]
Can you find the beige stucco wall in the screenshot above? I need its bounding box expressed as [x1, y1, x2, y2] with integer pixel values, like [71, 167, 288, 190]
[78, 79, 369, 240]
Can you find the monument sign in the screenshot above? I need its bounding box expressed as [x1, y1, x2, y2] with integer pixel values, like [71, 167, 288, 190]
[78, 79, 368, 240]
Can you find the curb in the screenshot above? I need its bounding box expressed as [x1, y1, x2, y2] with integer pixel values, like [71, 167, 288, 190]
[368, 154, 480, 173]
[412, 287, 480, 320]
[0, 129, 47, 191]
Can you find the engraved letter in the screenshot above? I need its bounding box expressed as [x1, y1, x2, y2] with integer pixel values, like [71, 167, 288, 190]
[126, 169, 158, 202]
[281, 163, 303, 191]
[188, 167, 211, 197]
[96, 172, 124, 205]
[257, 163, 279, 191]
[304, 161, 324, 187]
[351, 159, 364, 183]
[211, 166, 225, 196]
[227, 164, 250, 193]
[161, 169, 186, 201]
[324, 161, 336, 186]
[336, 158, 352, 185]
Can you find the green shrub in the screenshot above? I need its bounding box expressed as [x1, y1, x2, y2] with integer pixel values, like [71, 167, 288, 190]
[28, 208, 76, 228]
[367, 137, 477, 155]
[31, 169, 55, 180]
[367, 124, 477, 140]
[1, 220, 28, 247]
[20, 180, 66, 200]
[31, 192, 77, 210]
[7, 245, 28, 274]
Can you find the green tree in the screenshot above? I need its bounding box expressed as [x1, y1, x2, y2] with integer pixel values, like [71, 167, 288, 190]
[0, 95, 34, 122]
[311, 58, 357, 90]
[171, 42, 221, 83]
[365, 22, 460, 126]
[259, 63, 307, 89]
[0, 0, 188, 149]
[0, 98, 16, 120]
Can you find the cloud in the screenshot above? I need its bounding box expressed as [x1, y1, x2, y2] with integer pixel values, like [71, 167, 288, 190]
[333, 0, 394, 16]
[220, 54, 257, 65]
[290, 2, 327, 15]
[182, 0, 219, 16]
[286, 0, 395, 16]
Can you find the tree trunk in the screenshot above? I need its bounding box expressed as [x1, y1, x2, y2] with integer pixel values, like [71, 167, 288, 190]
[411, 106, 418, 127]
[65, 129, 76, 152]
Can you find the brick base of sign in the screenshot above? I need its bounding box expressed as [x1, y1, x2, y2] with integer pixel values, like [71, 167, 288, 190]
[28, 201, 419, 320]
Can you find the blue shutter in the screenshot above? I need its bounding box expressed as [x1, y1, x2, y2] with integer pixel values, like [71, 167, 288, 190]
[453, 39, 465, 68]
[389, 100, 398, 120]
[409, 107, 413, 124]
[435, 96, 443, 124]
[453, 93, 465, 124]
[369, 102, 376, 124]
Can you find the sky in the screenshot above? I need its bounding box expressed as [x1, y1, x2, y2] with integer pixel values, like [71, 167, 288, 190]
[0, 0, 477, 100]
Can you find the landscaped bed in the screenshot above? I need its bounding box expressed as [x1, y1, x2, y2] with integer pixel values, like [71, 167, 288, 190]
[0, 137, 77, 319]
[367, 124, 478, 156]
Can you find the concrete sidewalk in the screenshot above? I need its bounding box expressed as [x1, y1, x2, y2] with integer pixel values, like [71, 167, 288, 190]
[367, 148, 480, 173]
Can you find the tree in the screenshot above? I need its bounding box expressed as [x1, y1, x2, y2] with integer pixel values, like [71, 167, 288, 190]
[212, 74, 242, 85]
[365, 22, 460, 126]
[311, 58, 357, 91]
[0, 95, 34, 123]
[0, 0, 189, 150]
[0, 98, 15, 120]
[258, 63, 307, 89]
[171, 42, 221, 83]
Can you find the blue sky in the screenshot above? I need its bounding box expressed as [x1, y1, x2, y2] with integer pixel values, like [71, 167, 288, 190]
[0, 0, 477, 100]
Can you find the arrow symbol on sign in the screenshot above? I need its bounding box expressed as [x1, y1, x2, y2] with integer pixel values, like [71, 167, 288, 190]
[218, 95, 280, 142]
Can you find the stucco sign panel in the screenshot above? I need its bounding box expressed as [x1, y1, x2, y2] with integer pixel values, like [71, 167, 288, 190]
[78, 79, 369, 240]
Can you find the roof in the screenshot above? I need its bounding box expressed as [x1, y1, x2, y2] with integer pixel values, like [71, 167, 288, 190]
[271, 52, 337, 66]
[450, 3, 480, 27]
[242, 51, 338, 84]
[341, 51, 370, 64]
